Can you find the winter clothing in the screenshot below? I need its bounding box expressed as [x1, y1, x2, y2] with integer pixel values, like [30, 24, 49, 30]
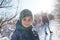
[19, 9, 33, 22]
[42, 14, 53, 34]
[42, 15, 49, 24]
[11, 9, 39, 40]
[11, 21, 39, 40]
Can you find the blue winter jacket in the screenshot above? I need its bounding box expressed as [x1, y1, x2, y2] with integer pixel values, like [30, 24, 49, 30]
[11, 21, 39, 40]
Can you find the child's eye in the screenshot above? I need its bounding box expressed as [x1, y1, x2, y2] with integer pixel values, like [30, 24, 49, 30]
[23, 18, 26, 21]
[28, 19, 31, 21]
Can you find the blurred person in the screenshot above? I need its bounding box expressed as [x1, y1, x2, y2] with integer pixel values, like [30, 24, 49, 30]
[41, 13, 53, 40]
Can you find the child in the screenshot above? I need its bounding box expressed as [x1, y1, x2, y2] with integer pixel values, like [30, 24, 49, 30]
[11, 9, 39, 40]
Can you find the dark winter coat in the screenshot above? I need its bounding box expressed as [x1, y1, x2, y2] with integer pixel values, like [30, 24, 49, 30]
[11, 21, 39, 40]
[42, 15, 49, 24]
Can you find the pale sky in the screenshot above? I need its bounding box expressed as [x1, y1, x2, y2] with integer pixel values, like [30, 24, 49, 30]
[19, 0, 55, 14]
[0, 0, 55, 19]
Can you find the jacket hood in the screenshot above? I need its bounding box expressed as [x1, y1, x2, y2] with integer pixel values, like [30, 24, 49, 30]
[19, 9, 33, 23]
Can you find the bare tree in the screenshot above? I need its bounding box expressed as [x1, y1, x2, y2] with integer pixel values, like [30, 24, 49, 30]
[0, 13, 17, 34]
[0, 0, 19, 38]
[54, 0, 60, 23]
[0, 0, 12, 8]
[48, 14, 54, 20]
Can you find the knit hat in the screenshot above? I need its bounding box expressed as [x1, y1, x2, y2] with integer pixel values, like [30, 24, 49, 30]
[19, 9, 33, 23]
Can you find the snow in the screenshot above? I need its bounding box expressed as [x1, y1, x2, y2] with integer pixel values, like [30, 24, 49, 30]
[0, 20, 60, 40]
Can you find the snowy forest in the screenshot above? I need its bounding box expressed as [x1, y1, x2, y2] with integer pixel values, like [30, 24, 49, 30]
[0, 0, 60, 40]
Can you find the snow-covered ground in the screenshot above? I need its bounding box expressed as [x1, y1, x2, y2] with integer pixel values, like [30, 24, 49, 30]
[49, 20, 60, 40]
[38, 20, 60, 40]
[0, 20, 60, 40]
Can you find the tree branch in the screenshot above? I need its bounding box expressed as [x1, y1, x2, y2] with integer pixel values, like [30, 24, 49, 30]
[0, 6, 12, 8]
[1, 13, 17, 26]
[0, 0, 4, 6]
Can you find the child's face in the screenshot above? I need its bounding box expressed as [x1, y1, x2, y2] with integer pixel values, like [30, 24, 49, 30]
[21, 17, 33, 28]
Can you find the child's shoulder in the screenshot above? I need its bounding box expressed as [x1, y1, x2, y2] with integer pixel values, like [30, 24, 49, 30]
[13, 30, 20, 35]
